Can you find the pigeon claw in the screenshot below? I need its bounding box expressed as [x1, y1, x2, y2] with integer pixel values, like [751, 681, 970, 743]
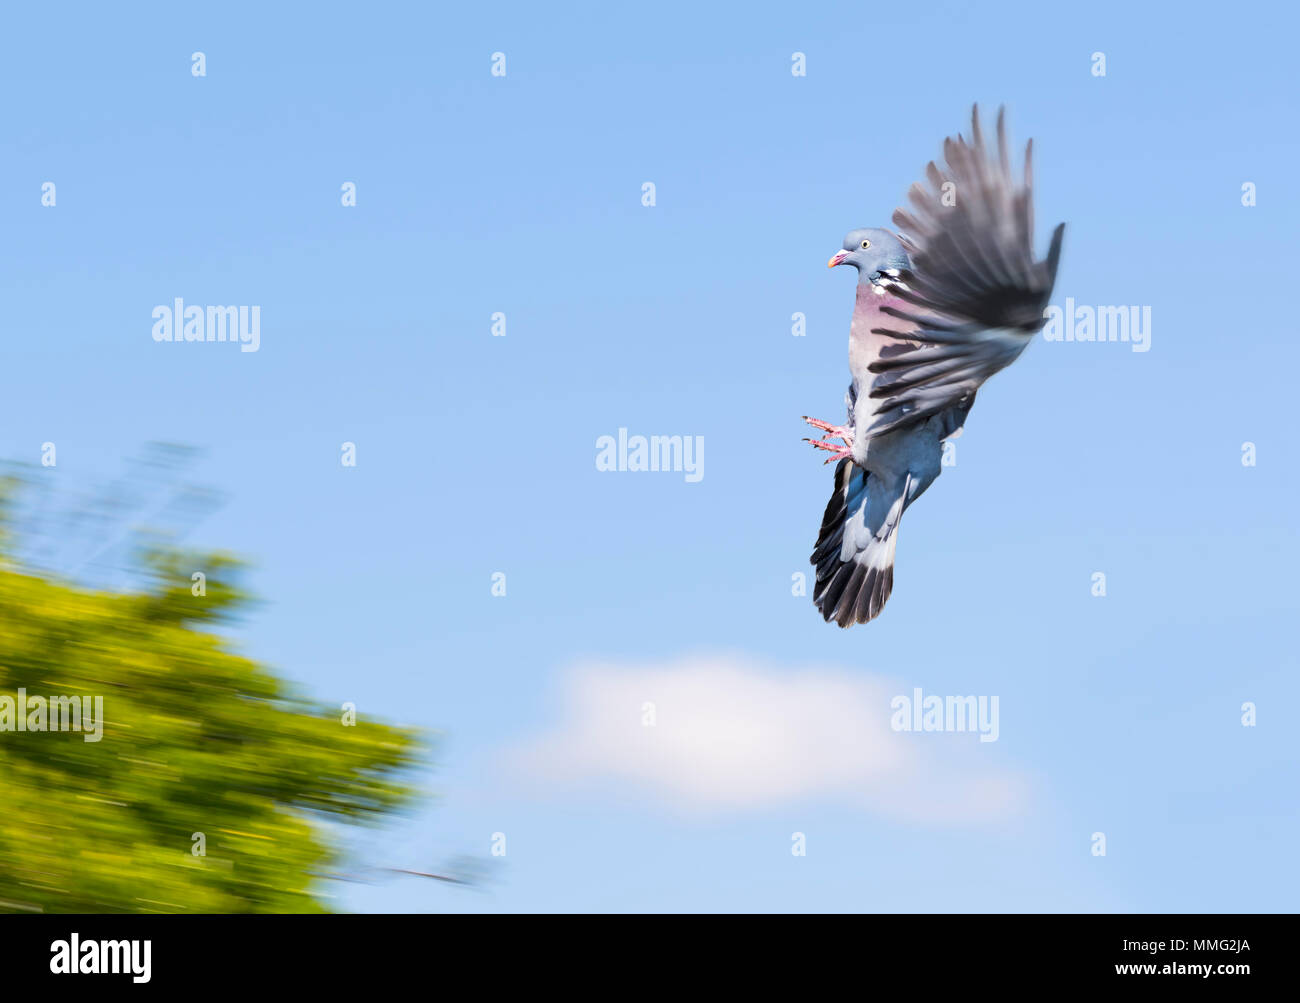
[802, 416, 853, 441]
[802, 416, 854, 465]
[804, 438, 853, 464]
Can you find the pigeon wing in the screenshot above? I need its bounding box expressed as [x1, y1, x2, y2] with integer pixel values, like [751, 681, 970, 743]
[862, 105, 1064, 440]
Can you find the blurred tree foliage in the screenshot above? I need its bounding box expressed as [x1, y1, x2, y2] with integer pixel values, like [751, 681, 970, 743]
[0, 479, 424, 913]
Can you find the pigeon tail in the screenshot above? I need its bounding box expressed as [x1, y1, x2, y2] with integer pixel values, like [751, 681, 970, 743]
[811, 460, 910, 627]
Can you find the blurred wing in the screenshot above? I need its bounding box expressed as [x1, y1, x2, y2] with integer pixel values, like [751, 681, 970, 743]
[863, 105, 1065, 440]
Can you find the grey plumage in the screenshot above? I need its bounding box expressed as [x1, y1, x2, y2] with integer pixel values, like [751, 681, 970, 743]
[809, 106, 1064, 627]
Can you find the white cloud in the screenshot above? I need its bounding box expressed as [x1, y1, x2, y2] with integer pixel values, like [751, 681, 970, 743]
[508, 655, 1028, 825]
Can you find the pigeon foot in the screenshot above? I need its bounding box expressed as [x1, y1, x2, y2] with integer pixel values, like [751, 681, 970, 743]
[802, 415, 855, 465]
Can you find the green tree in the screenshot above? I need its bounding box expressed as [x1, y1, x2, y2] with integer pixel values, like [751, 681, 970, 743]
[0, 485, 424, 913]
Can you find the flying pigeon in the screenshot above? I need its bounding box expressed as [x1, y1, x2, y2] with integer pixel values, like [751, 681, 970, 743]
[806, 105, 1064, 627]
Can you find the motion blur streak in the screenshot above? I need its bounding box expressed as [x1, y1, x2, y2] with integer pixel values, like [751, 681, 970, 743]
[0, 472, 425, 913]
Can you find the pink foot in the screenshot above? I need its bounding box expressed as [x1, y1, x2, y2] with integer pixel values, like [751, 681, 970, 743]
[802, 416, 855, 465]
[803, 416, 851, 439]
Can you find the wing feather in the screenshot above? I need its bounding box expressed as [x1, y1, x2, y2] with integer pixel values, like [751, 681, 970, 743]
[860, 105, 1065, 441]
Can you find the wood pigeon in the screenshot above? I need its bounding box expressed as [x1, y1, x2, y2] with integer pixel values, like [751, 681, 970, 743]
[806, 105, 1064, 627]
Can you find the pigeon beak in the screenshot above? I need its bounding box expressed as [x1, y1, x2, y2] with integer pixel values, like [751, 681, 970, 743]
[827, 250, 850, 268]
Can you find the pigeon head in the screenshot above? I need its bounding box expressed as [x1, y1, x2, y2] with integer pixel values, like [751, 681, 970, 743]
[827, 227, 910, 282]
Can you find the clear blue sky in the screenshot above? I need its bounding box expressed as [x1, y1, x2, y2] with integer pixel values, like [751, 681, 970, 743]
[1, 1, 1296, 912]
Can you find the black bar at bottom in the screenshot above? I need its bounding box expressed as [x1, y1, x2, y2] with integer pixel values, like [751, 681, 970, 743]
[0, 913, 1279, 988]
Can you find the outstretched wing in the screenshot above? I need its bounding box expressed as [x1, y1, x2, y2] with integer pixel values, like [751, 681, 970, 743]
[862, 105, 1064, 440]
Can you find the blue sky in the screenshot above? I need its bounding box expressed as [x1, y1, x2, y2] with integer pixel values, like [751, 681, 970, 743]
[1, 1, 1296, 912]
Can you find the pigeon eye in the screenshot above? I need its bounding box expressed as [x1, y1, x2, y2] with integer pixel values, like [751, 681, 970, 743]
[860, 240, 871, 249]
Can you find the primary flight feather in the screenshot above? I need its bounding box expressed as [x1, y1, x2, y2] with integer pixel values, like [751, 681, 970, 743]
[806, 105, 1064, 627]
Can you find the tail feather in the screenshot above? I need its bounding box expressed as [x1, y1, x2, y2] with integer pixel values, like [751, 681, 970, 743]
[810, 461, 908, 627]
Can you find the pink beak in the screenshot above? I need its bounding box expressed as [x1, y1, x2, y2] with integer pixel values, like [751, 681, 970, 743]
[827, 250, 850, 268]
